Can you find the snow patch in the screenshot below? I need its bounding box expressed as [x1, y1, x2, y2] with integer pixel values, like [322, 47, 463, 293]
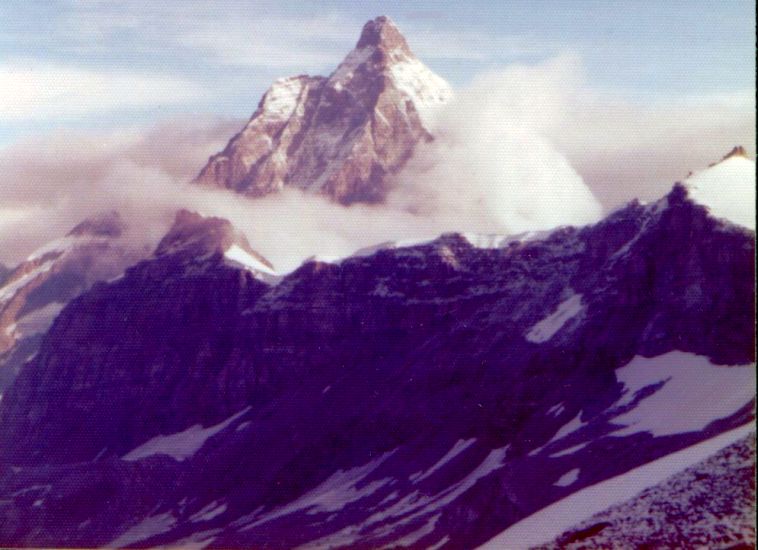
[410, 438, 477, 484]
[109, 512, 176, 548]
[242, 450, 396, 530]
[190, 501, 227, 523]
[461, 229, 552, 249]
[122, 407, 251, 462]
[685, 156, 755, 230]
[611, 351, 756, 437]
[386, 513, 440, 548]
[0, 260, 55, 305]
[330, 46, 374, 87]
[25, 236, 78, 262]
[261, 77, 305, 120]
[554, 468, 580, 487]
[389, 58, 453, 129]
[547, 402, 566, 417]
[529, 412, 587, 456]
[224, 244, 280, 283]
[161, 529, 221, 550]
[526, 293, 585, 343]
[298, 445, 509, 549]
[549, 441, 591, 458]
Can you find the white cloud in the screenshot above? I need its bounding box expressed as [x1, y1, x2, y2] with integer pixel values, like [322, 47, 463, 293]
[0, 62, 205, 121]
[547, 88, 756, 209]
[0, 55, 753, 274]
[390, 55, 602, 233]
[53, 2, 360, 72]
[401, 24, 563, 62]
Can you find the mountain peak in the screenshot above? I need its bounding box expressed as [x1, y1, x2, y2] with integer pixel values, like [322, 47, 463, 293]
[723, 145, 748, 160]
[356, 16, 410, 54]
[708, 145, 749, 168]
[195, 16, 452, 205]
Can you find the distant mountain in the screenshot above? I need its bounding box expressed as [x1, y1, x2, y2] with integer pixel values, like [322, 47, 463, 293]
[0, 176, 753, 547]
[194, 16, 453, 204]
[0, 212, 142, 395]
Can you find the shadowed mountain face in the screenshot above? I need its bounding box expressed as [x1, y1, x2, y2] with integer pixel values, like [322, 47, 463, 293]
[194, 16, 453, 204]
[0, 183, 753, 548]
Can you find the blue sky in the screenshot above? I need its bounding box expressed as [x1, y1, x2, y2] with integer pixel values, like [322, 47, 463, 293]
[0, 0, 755, 146]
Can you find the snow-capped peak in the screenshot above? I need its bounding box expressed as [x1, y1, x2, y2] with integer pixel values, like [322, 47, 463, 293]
[328, 16, 453, 129]
[684, 151, 755, 230]
[195, 16, 452, 204]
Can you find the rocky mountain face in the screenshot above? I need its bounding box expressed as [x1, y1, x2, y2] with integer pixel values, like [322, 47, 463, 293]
[194, 16, 453, 204]
[0, 182, 753, 548]
[0, 212, 141, 395]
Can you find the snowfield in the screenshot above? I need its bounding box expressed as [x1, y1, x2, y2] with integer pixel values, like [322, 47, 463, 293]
[610, 351, 755, 436]
[685, 155, 756, 230]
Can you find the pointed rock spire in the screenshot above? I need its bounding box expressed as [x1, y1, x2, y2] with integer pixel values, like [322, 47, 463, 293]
[356, 16, 411, 54]
[195, 16, 452, 205]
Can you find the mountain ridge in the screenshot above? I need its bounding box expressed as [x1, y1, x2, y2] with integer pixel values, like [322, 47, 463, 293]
[0, 178, 753, 548]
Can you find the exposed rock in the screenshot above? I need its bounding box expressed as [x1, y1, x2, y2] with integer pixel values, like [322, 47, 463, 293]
[538, 434, 756, 549]
[0, 184, 753, 548]
[710, 145, 749, 166]
[194, 16, 453, 204]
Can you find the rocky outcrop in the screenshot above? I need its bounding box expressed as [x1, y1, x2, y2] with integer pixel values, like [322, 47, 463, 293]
[0, 184, 753, 548]
[538, 434, 756, 549]
[710, 145, 749, 167]
[194, 16, 453, 204]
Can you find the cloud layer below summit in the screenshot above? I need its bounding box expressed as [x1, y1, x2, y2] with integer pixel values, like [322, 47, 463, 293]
[0, 56, 753, 271]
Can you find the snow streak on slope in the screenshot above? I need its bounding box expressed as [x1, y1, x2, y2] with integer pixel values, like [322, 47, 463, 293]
[526, 292, 585, 343]
[224, 244, 281, 284]
[108, 512, 177, 548]
[409, 438, 477, 484]
[611, 351, 756, 436]
[241, 450, 396, 530]
[479, 423, 755, 550]
[122, 407, 250, 462]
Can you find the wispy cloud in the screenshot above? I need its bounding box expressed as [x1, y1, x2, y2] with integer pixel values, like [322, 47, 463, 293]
[0, 62, 205, 121]
[401, 24, 564, 62]
[49, 2, 361, 71]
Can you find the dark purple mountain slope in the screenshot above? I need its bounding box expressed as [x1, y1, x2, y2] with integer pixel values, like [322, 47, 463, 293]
[0, 184, 753, 548]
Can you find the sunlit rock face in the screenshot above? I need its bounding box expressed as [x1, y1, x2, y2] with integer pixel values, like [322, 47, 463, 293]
[194, 16, 453, 204]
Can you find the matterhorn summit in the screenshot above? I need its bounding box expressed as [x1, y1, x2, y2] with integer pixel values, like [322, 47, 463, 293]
[195, 16, 453, 204]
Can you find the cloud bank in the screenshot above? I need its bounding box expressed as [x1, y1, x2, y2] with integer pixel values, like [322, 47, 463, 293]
[0, 56, 753, 274]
